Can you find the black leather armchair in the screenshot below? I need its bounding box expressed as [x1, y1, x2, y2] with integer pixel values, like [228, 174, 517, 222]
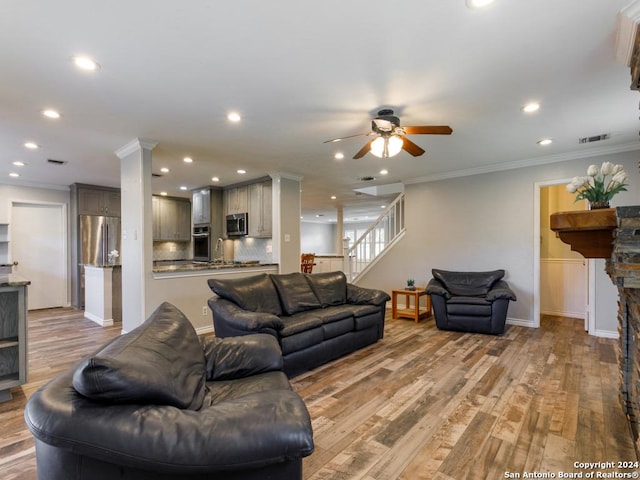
[426, 269, 516, 335]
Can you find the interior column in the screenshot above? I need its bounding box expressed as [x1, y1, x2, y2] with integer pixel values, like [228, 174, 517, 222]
[114, 138, 157, 333]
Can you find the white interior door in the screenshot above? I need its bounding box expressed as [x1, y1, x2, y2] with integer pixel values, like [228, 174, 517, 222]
[11, 202, 67, 310]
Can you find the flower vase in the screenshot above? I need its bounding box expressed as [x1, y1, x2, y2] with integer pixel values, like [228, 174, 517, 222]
[589, 201, 610, 210]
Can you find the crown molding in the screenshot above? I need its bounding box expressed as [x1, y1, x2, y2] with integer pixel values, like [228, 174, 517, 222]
[114, 138, 158, 159]
[616, 1, 640, 65]
[404, 142, 640, 185]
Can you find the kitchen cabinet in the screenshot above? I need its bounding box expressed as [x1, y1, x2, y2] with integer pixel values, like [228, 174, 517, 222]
[224, 186, 248, 216]
[191, 187, 223, 242]
[248, 180, 272, 237]
[0, 224, 8, 265]
[152, 196, 191, 241]
[0, 280, 29, 402]
[77, 186, 121, 217]
[313, 256, 345, 274]
[192, 188, 211, 225]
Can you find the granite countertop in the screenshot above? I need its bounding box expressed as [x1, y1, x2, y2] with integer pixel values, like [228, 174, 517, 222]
[0, 273, 31, 287]
[84, 264, 122, 268]
[153, 261, 278, 273]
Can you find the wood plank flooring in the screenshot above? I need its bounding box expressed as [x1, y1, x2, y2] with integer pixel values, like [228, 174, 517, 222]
[0, 309, 636, 479]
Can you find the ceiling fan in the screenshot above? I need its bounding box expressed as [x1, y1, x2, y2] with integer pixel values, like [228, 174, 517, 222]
[324, 109, 452, 159]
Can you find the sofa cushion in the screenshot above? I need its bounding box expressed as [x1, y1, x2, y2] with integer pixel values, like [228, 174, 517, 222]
[279, 311, 323, 337]
[270, 272, 321, 315]
[446, 296, 493, 316]
[72, 302, 206, 410]
[304, 271, 347, 307]
[208, 274, 282, 316]
[432, 269, 505, 297]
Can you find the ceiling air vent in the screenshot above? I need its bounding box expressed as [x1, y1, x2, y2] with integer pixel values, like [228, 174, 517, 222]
[579, 133, 609, 144]
[152, 173, 162, 177]
[46, 158, 67, 165]
[357, 176, 376, 182]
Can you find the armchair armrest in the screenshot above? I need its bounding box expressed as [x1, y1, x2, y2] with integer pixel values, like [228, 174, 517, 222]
[202, 334, 284, 381]
[425, 278, 450, 299]
[208, 297, 283, 333]
[346, 283, 391, 305]
[486, 280, 517, 302]
[25, 371, 313, 473]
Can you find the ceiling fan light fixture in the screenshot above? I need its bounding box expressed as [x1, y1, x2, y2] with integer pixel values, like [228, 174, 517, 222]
[370, 135, 403, 158]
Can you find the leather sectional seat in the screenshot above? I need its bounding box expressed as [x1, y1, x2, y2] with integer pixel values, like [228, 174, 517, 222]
[208, 271, 390, 377]
[24, 302, 314, 480]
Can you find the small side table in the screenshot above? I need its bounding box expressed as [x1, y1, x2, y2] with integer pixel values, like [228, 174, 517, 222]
[391, 288, 431, 323]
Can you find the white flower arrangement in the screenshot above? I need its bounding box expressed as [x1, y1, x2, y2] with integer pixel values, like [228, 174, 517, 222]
[566, 162, 629, 208]
[107, 249, 119, 264]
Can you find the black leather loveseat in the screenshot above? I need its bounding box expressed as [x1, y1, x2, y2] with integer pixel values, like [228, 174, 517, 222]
[24, 302, 314, 480]
[208, 271, 390, 377]
[425, 269, 516, 335]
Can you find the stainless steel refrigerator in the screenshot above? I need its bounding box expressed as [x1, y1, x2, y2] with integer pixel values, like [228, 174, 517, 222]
[79, 215, 121, 306]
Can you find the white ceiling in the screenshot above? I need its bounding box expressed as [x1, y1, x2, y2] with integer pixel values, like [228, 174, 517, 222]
[1, 0, 639, 223]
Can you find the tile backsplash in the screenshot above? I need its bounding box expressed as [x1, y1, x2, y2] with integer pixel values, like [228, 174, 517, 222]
[152, 237, 273, 263]
[233, 237, 273, 263]
[153, 241, 191, 261]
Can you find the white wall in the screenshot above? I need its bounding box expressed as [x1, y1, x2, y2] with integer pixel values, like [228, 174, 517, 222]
[358, 150, 640, 332]
[301, 222, 336, 254]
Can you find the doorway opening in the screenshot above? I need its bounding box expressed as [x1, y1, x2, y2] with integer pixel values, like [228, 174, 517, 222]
[534, 179, 589, 330]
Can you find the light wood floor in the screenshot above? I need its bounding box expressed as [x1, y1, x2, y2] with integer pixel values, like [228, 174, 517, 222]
[0, 309, 637, 479]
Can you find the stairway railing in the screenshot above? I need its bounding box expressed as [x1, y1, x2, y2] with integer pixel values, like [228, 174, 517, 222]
[344, 192, 405, 282]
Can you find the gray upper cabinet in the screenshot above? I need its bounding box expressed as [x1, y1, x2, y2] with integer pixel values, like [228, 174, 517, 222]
[192, 188, 211, 225]
[152, 196, 191, 241]
[224, 186, 248, 216]
[248, 180, 272, 237]
[77, 186, 121, 217]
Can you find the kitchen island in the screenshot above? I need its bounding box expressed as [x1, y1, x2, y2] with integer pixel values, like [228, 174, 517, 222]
[84, 264, 121, 327]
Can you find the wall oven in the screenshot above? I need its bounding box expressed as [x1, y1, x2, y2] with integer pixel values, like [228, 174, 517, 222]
[226, 213, 248, 236]
[192, 225, 210, 262]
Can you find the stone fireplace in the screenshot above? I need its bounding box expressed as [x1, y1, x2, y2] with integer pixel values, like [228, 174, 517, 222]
[606, 206, 640, 454]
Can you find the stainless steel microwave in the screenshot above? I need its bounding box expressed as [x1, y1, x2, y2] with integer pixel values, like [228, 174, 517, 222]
[226, 213, 248, 236]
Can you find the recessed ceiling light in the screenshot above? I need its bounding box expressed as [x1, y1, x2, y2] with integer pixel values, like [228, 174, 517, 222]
[379, 169, 388, 175]
[380, 205, 386, 209]
[12, 161, 25, 167]
[522, 102, 540, 113]
[24, 142, 39, 149]
[160, 167, 170, 173]
[331, 195, 336, 200]
[9, 173, 19, 178]
[179, 186, 188, 191]
[42, 109, 60, 119]
[227, 112, 242, 122]
[537, 138, 552, 145]
[160, 191, 168, 196]
[334, 152, 344, 160]
[466, 0, 494, 7]
[237, 169, 246, 174]
[211, 176, 220, 182]
[183, 157, 193, 163]
[73, 56, 100, 71]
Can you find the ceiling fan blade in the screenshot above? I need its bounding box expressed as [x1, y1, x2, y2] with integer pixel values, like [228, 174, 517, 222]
[402, 137, 426, 157]
[403, 125, 453, 135]
[323, 132, 371, 143]
[353, 138, 375, 159]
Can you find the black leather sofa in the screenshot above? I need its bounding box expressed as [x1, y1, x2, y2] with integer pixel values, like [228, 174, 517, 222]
[208, 271, 390, 377]
[24, 302, 314, 480]
[425, 269, 516, 335]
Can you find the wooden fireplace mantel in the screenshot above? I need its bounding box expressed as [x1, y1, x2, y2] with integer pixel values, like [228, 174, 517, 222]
[549, 208, 617, 259]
